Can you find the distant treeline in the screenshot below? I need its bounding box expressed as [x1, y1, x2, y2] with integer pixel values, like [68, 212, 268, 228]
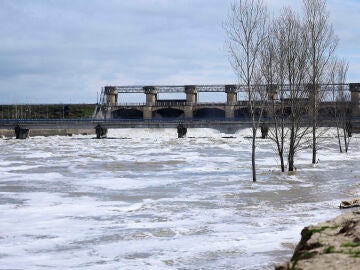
[0, 104, 96, 119]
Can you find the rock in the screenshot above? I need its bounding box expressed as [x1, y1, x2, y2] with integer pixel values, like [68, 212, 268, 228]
[276, 210, 360, 270]
[340, 199, 360, 209]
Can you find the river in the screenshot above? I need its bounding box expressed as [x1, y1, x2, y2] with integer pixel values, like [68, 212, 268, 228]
[0, 128, 359, 269]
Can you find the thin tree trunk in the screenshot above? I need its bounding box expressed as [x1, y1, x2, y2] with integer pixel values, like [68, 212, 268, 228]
[337, 126, 343, 153]
[280, 150, 285, 172]
[288, 152, 294, 171]
[312, 81, 317, 164]
[272, 99, 285, 173]
[343, 125, 349, 152]
[312, 120, 316, 164]
[252, 126, 257, 182]
[288, 121, 296, 172]
[225, 0, 267, 182]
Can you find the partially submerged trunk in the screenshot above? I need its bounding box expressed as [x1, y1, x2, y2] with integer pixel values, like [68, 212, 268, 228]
[252, 126, 257, 182]
[312, 117, 317, 164]
[288, 121, 296, 172]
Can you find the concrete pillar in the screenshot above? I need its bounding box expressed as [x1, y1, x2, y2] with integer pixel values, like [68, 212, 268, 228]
[350, 84, 360, 117]
[185, 85, 197, 104]
[350, 84, 360, 132]
[177, 124, 187, 138]
[184, 86, 196, 119]
[95, 124, 107, 139]
[184, 106, 193, 119]
[266, 84, 278, 117]
[225, 85, 238, 105]
[104, 86, 118, 106]
[225, 105, 235, 119]
[104, 107, 112, 120]
[266, 84, 278, 100]
[15, 125, 29, 139]
[143, 107, 152, 120]
[144, 86, 158, 106]
[225, 85, 238, 119]
[307, 83, 320, 117]
[143, 86, 157, 120]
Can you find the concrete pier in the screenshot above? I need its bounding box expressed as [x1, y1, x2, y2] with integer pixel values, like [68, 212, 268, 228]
[185, 85, 197, 119]
[143, 86, 158, 120]
[144, 86, 157, 106]
[15, 125, 29, 139]
[95, 124, 108, 139]
[307, 84, 321, 117]
[104, 86, 118, 106]
[225, 85, 238, 118]
[143, 107, 152, 120]
[350, 84, 360, 117]
[350, 83, 360, 132]
[177, 124, 187, 138]
[185, 85, 197, 104]
[266, 85, 278, 100]
[260, 123, 269, 139]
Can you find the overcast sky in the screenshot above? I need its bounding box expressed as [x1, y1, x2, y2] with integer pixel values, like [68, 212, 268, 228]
[0, 0, 359, 104]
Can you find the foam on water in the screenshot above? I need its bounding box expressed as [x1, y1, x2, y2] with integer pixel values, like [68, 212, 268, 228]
[0, 128, 359, 269]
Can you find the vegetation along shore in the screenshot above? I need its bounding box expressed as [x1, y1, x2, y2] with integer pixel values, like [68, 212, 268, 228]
[276, 208, 360, 270]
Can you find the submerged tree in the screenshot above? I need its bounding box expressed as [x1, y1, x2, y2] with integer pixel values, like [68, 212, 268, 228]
[330, 58, 350, 152]
[225, 0, 268, 182]
[278, 8, 312, 172]
[259, 7, 314, 172]
[303, 0, 338, 164]
[260, 18, 287, 172]
[226, 0, 348, 174]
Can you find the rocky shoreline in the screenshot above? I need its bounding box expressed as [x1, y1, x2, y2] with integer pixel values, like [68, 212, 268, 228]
[276, 209, 360, 270]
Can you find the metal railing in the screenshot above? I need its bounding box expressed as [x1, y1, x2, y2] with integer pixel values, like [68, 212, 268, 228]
[105, 83, 351, 93]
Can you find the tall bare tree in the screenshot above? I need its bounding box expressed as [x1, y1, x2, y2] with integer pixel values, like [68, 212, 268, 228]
[303, 0, 338, 164]
[260, 19, 287, 172]
[330, 58, 350, 152]
[260, 7, 314, 172]
[225, 0, 268, 182]
[281, 8, 313, 171]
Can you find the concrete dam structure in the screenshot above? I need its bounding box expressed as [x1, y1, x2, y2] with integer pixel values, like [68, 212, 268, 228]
[1, 83, 360, 139]
[97, 85, 242, 120]
[95, 84, 358, 121]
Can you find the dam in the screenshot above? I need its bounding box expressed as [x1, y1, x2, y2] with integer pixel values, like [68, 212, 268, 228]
[1, 83, 360, 139]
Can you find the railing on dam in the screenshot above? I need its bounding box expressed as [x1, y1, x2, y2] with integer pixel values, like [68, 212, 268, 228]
[116, 101, 245, 107]
[105, 83, 351, 94]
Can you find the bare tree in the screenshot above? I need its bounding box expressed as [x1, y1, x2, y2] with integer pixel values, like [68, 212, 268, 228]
[260, 7, 314, 172]
[330, 58, 350, 152]
[260, 19, 287, 172]
[276, 8, 313, 172]
[303, 0, 338, 164]
[225, 0, 268, 182]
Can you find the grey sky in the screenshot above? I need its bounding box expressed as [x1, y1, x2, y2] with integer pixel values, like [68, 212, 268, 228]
[0, 0, 359, 104]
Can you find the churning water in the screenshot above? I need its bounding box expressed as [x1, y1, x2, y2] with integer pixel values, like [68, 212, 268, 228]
[0, 128, 359, 269]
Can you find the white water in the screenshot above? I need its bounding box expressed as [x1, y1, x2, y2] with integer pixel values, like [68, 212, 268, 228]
[0, 128, 359, 269]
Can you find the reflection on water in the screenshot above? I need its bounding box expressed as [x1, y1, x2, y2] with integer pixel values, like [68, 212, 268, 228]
[0, 128, 359, 270]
